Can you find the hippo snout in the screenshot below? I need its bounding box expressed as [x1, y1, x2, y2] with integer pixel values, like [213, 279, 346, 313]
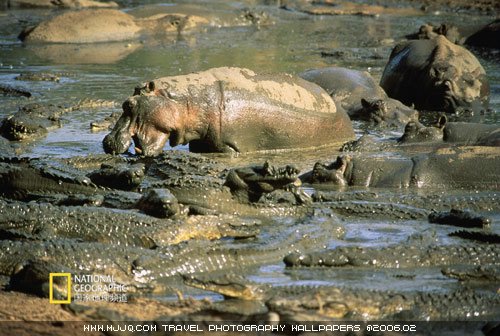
[103, 131, 131, 154]
[102, 100, 136, 154]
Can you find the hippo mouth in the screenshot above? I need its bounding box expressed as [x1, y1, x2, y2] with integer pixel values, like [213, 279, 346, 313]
[132, 131, 172, 156]
[132, 134, 148, 156]
[428, 82, 458, 113]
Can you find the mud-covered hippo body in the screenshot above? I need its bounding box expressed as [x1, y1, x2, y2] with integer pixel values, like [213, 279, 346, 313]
[465, 19, 499, 49]
[301, 147, 500, 189]
[400, 116, 500, 146]
[19, 9, 141, 43]
[103, 67, 354, 156]
[300, 67, 418, 126]
[380, 36, 489, 113]
[18, 8, 209, 44]
[4, 0, 118, 8]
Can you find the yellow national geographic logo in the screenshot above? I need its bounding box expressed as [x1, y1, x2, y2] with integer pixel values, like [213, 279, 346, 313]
[49, 273, 71, 304]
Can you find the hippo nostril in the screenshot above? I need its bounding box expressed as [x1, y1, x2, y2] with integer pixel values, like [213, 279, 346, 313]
[148, 81, 155, 92]
[122, 98, 137, 114]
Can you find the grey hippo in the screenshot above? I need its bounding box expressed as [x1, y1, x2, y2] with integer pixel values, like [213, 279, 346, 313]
[400, 115, 500, 146]
[465, 19, 499, 49]
[301, 146, 500, 189]
[103, 67, 354, 156]
[380, 35, 489, 113]
[300, 67, 418, 127]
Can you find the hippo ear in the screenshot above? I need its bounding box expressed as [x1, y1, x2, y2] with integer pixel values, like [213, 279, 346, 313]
[437, 115, 447, 128]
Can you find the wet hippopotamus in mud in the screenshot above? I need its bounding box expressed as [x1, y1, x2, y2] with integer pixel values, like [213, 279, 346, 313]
[4, 0, 118, 8]
[380, 35, 489, 113]
[405, 23, 462, 44]
[400, 115, 500, 146]
[300, 67, 418, 127]
[465, 19, 500, 49]
[18, 8, 209, 44]
[18, 5, 270, 44]
[301, 147, 500, 189]
[103, 67, 354, 156]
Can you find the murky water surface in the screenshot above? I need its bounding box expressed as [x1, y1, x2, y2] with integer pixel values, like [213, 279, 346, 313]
[0, 0, 498, 303]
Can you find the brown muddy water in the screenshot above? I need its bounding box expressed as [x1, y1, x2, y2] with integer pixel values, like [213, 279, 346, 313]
[0, 0, 499, 321]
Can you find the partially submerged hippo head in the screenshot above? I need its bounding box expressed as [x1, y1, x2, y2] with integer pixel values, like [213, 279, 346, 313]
[356, 99, 388, 124]
[400, 115, 500, 145]
[349, 98, 419, 127]
[103, 94, 198, 156]
[399, 116, 447, 143]
[300, 155, 351, 187]
[380, 36, 489, 113]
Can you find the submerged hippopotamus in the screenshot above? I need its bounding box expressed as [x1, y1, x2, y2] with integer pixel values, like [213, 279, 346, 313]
[465, 19, 499, 49]
[103, 67, 354, 156]
[3, 0, 117, 8]
[405, 23, 462, 44]
[301, 147, 500, 189]
[300, 67, 418, 127]
[18, 8, 209, 43]
[400, 116, 500, 146]
[380, 36, 489, 113]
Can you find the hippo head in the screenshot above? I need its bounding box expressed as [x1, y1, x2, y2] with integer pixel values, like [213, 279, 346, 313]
[423, 36, 489, 113]
[381, 36, 490, 114]
[399, 116, 447, 143]
[358, 98, 388, 124]
[355, 98, 418, 127]
[426, 62, 489, 113]
[103, 95, 200, 156]
[308, 155, 351, 186]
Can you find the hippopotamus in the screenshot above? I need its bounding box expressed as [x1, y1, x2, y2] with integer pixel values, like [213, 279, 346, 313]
[380, 36, 489, 113]
[300, 67, 418, 127]
[281, 1, 420, 16]
[301, 146, 500, 189]
[103, 67, 354, 156]
[19, 9, 140, 43]
[3, 0, 117, 8]
[405, 23, 462, 44]
[18, 9, 209, 43]
[465, 19, 500, 49]
[18, 5, 269, 44]
[400, 115, 500, 146]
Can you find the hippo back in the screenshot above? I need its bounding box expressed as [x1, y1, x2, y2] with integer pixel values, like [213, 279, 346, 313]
[19, 9, 141, 43]
[444, 122, 500, 145]
[141, 67, 354, 153]
[144, 67, 337, 115]
[300, 67, 386, 113]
